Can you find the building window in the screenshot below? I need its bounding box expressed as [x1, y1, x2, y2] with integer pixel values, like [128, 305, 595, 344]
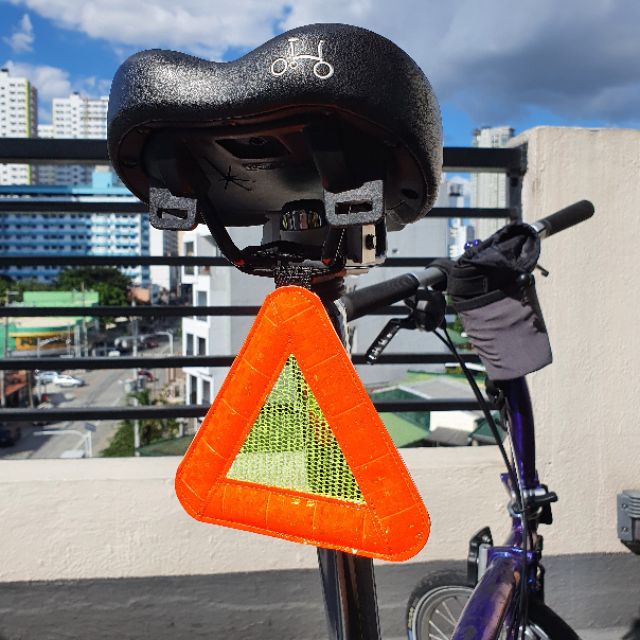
[196, 290, 207, 321]
[201, 379, 211, 405]
[185, 333, 194, 356]
[189, 375, 198, 405]
[184, 241, 194, 275]
[197, 336, 206, 356]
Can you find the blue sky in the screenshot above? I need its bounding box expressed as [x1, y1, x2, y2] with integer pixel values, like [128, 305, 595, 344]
[1, 0, 638, 145]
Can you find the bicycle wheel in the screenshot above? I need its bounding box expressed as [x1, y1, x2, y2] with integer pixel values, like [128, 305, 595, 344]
[406, 570, 580, 640]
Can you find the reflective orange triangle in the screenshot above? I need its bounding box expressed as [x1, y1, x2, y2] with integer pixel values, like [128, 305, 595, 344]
[175, 285, 430, 561]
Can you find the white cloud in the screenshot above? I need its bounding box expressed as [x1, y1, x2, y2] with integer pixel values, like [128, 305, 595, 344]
[7, 0, 291, 59]
[3, 60, 71, 100]
[6, 0, 640, 126]
[3, 13, 35, 53]
[2, 60, 111, 121]
[283, 0, 640, 126]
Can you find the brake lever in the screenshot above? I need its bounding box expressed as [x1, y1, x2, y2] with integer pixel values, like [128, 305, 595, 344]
[365, 317, 415, 364]
[364, 288, 447, 364]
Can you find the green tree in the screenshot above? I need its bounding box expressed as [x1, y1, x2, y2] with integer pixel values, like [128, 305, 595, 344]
[0, 277, 55, 303]
[101, 388, 179, 457]
[100, 420, 135, 457]
[55, 267, 131, 306]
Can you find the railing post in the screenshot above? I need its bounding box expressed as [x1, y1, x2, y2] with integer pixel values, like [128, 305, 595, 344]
[507, 143, 527, 222]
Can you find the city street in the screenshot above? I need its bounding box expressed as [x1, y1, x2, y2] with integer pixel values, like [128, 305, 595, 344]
[0, 339, 177, 460]
[0, 367, 128, 460]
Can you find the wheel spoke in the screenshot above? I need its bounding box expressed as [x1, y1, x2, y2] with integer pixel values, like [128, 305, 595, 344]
[411, 582, 472, 640]
[427, 619, 449, 640]
[452, 596, 468, 616]
[438, 600, 459, 626]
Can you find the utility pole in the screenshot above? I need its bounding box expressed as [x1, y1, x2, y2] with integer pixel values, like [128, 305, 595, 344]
[2, 290, 19, 408]
[131, 296, 140, 456]
[74, 323, 81, 358]
[1, 313, 7, 408]
[132, 393, 140, 456]
[81, 281, 89, 357]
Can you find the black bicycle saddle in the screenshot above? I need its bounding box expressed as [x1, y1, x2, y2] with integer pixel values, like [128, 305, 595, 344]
[107, 23, 442, 237]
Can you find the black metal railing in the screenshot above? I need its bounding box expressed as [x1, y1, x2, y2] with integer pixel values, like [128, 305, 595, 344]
[0, 138, 525, 427]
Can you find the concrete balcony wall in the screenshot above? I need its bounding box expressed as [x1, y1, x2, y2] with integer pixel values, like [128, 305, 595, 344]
[0, 450, 506, 582]
[513, 126, 640, 557]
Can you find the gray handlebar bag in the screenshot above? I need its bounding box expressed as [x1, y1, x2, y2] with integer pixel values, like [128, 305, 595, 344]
[435, 223, 552, 381]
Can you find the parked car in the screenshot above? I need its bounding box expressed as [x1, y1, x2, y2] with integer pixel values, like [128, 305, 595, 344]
[53, 374, 85, 388]
[0, 424, 22, 447]
[34, 370, 58, 385]
[107, 349, 121, 357]
[137, 369, 156, 382]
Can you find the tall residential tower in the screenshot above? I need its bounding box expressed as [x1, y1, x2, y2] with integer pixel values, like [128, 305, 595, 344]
[40, 92, 109, 185]
[0, 67, 37, 185]
[470, 125, 514, 239]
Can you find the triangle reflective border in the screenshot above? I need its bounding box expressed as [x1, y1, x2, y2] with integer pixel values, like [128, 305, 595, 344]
[175, 286, 430, 561]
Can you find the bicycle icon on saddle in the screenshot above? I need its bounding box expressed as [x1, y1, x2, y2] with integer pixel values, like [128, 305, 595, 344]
[270, 38, 335, 80]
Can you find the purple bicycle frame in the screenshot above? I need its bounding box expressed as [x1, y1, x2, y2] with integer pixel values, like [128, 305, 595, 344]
[451, 376, 545, 640]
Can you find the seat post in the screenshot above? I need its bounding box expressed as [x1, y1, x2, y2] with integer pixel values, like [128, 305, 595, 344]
[317, 548, 381, 640]
[311, 274, 381, 640]
[271, 267, 381, 640]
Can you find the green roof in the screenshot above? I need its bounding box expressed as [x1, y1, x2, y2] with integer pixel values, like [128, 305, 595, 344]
[470, 413, 506, 444]
[379, 413, 430, 448]
[22, 290, 99, 307]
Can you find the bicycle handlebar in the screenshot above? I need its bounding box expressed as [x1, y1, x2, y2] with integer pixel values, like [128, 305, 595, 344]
[341, 200, 594, 321]
[528, 199, 594, 238]
[339, 268, 444, 322]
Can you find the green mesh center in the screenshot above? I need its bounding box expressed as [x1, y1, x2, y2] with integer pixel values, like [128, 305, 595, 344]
[226, 355, 364, 504]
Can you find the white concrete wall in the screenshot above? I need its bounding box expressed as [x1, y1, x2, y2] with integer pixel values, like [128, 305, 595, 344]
[0, 126, 637, 584]
[0, 449, 507, 582]
[512, 126, 640, 555]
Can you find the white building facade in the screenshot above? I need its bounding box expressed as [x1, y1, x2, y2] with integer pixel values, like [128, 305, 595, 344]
[149, 227, 180, 302]
[470, 125, 514, 239]
[39, 93, 109, 186]
[434, 174, 472, 257]
[0, 168, 149, 284]
[52, 93, 108, 139]
[0, 67, 37, 185]
[180, 226, 271, 408]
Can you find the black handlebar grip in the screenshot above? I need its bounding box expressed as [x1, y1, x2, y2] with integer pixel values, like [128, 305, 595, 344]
[536, 200, 594, 238]
[341, 267, 445, 321]
[341, 273, 420, 322]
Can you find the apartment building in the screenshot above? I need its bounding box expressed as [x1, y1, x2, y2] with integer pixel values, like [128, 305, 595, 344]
[470, 125, 515, 239]
[39, 92, 108, 186]
[180, 226, 272, 407]
[0, 168, 149, 284]
[149, 226, 180, 302]
[0, 67, 37, 185]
